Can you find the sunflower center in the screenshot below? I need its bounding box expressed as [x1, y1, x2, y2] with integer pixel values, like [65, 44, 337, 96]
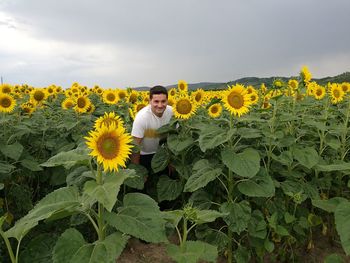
[34, 91, 45, 101]
[195, 93, 202, 102]
[129, 94, 137, 103]
[97, 135, 120, 159]
[136, 104, 146, 112]
[176, 99, 192, 114]
[210, 106, 218, 114]
[0, 97, 11, 108]
[333, 89, 340, 98]
[77, 97, 86, 108]
[107, 93, 116, 101]
[316, 89, 322, 96]
[251, 95, 256, 101]
[118, 92, 126, 99]
[2, 87, 11, 93]
[179, 84, 185, 90]
[227, 92, 244, 109]
[65, 101, 74, 108]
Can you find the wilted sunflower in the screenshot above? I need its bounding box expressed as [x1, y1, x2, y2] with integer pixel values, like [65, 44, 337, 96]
[85, 124, 133, 172]
[61, 97, 76, 109]
[313, 85, 326, 100]
[0, 84, 13, 94]
[178, 80, 188, 94]
[74, 96, 92, 113]
[94, 112, 124, 129]
[329, 84, 345, 104]
[173, 95, 196, 119]
[30, 88, 48, 105]
[191, 89, 205, 105]
[208, 103, 222, 118]
[0, 93, 16, 113]
[103, 90, 119, 104]
[222, 84, 251, 117]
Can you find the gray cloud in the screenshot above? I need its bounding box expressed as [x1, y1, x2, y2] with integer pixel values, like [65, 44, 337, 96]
[0, 0, 350, 87]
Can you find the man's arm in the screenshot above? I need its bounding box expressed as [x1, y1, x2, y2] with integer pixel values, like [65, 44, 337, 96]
[130, 136, 142, 164]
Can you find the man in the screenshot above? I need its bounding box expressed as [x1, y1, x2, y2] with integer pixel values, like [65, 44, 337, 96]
[131, 85, 173, 173]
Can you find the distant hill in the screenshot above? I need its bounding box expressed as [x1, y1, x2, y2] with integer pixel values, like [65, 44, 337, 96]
[133, 72, 350, 91]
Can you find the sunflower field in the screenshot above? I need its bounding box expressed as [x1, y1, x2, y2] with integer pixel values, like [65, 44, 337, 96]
[0, 66, 350, 263]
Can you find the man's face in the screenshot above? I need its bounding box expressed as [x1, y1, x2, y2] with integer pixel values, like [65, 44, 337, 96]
[150, 94, 168, 117]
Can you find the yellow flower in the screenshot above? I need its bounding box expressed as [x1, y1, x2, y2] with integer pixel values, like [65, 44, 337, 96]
[191, 89, 205, 105]
[94, 112, 124, 129]
[103, 89, 119, 104]
[329, 84, 345, 104]
[288, 79, 299, 90]
[74, 96, 92, 113]
[249, 91, 259, 105]
[0, 84, 13, 94]
[173, 95, 197, 119]
[167, 97, 176, 107]
[300, 66, 312, 84]
[169, 88, 177, 97]
[222, 84, 251, 117]
[178, 80, 188, 94]
[340, 82, 350, 93]
[117, 89, 127, 100]
[61, 97, 76, 109]
[85, 124, 133, 172]
[127, 90, 139, 104]
[0, 93, 16, 113]
[134, 102, 147, 115]
[30, 88, 48, 105]
[312, 84, 326, 100]
[20, 102, 35, 115]
[208, 103, 222, 118]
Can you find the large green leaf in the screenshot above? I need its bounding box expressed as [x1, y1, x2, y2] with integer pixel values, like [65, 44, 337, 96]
[20, 158, 43, 171]
[19, 233, 58, 263]
[124, 164, 147, 190]
[167, 134, 194, 155]
[157, 176, 183, 202]
[167, 241, 218, 263]
[237, 169, 275, 197]
[0, 142, 24, 161]
[40, 147, 90, 169]
[312, 197, 348, 213]
[195, 210, 227, 224]
[151, 146, 170, 173]
[335, 201, 350, 255]
[105, 193, 167, 243]
[5, 187, 81, 241]
[316, 162, 350, 172]
[83, 170, 133, 212]
[292, 146, 319, 169]
[197, 125, 234, 152]
[184, 159, 222, 192]
[53, 228, 129, 263]
[221, 148, 260, 178]
[220, 201, 251, 234]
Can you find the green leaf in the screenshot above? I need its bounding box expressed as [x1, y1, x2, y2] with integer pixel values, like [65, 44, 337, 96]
[195, 210, 226, 224]
[83, 170, 132, 212]
[19, 233, 58, 263]
[237, 169, 275, 197]
[40, 147, 90, 169]
[197, 125, 233, 152]
[312, 197, 348, 213]
[157, 176, 183, 202]
[307, 213, 323, 226]
[53, 228, 129, 263]
[105, 193, 167, 243]
[167, 241, 218, 263]
[275, 225, 289, 236]
[316, 162, 350, 172]
[0, 161, 16, 174]
[264, 239, 274, 253]
[248, 210, 267, 239]
[124, 164, 147, 190]
[324, 253, 344, 263]
[234, 245, 251, 263]
[0, 142, 24, 161]
[220, 201, 251, 234]
[5, 187, 81, 241]
[161, 210, 184, 227]
[184, 159, 222, 192]
[284, 212, 296, 224]
[271, 151, 293, 166]
[151, 146, 170, 173]
[221, 148, 260, 178]
[20, 158, 43, 171]
[189, 190, 212, 209]
[292, 146, 319, 169]
[335, 201, 350, 255]
[167, 134, 194, 155]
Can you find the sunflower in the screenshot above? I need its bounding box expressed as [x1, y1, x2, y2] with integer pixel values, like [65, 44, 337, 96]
[127, 90, 139, 104]
[261, 98, 272, 109]
[86, 103, 96, 114]
[329, 84, 345, 104]
[0, 84, 13, 94]
[169, 88, 177, 97]
[246, 85, 257, 94]
[208, 103, 222, 118]
[288, 79, 299, 90]
[85, 123, 133, 172]
[74, 96, 92, 113]
[313, 84, 326, 100]
[191, 89, 205, 105]
[167, 97, 176, 107]
[46, 85, 56, 96]
[300, 66, 312, 84]
[173, 95, 196, 119]
[117, 89, 127, 100]
[20, 102, 35, 115]
[222, 84, 251, 117]
[0, 93, 16, 113]
[260, 83, 267, 95]
[340, 82, 350, 93]
[30, 88, 48, 105]
[178, 80, 188, 94]
[103, 89, 119, 104]
[61, 97, 76, 109]
[94, 112, 124, 129]
[249, 91, 259, 105]
[134, 102, 147, 115]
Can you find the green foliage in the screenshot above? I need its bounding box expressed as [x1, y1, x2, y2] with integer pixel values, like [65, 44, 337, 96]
[167, 241, 218, 263]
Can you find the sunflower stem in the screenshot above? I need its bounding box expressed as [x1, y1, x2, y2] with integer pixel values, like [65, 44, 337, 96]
[96, 165, 105, 241]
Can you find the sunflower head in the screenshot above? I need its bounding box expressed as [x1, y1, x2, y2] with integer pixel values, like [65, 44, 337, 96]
[222, 84, 251, 117]
[177, 80, 188, 94]
[103, 90, 119, 104]
[117, 89, 127, 100]
[208, 103, 222, 118]
[0, 93, 17, 113]
[312, 84, 326, 100]
[329, 84, 345, 104]
[173, 95, 197, 119]
[340, 82, 350, 93]
[191, 89, 205, 105]
[94, 112, 124, 129]
[74, 96, 92, 113]
[288, 79, 299, 90]
[300, 66, 312, 84]
[20, 102, 35, 115]
[85, 124, 133, 172]
[30, 88, 48, 105]
[62, 97, 76, 110]
[0, 84, 14, 94]
[127, 91, 139, 104]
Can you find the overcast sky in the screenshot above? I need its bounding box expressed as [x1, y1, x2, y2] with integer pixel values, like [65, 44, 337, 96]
[0, 0, 350, 88]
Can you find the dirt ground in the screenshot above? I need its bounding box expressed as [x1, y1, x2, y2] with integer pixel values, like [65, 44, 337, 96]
[116, 235, 350, 263]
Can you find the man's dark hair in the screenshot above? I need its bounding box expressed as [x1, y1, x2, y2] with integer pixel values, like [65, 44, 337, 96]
[150, 85, 168, 99]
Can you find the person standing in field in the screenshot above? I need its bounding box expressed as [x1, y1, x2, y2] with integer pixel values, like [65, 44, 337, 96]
[130, 85, 173, 178]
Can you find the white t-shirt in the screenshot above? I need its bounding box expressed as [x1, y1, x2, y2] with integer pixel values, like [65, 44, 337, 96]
[131, 105, 173, 155]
